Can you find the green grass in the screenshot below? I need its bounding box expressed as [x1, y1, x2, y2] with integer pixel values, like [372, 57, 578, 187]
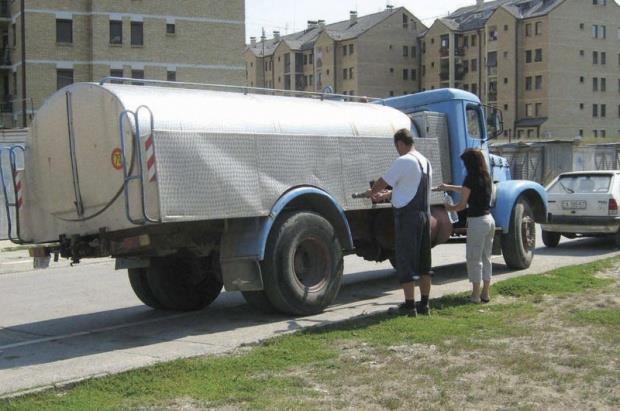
[493, 256, 617, 298]
[2, 256, 620, 410]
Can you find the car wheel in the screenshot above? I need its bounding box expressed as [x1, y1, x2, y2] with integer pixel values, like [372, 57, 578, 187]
[541, 230, 561, 248]
[501, 198, 535, 269]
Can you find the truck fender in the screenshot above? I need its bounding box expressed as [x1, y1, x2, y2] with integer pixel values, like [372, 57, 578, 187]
[492, 180, 547, 233]
[219, 186, 353, 292]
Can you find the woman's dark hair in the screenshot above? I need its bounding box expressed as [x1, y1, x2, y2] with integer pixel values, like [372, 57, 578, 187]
[461, 148, 491, 187]
[393, 128, 414, 146]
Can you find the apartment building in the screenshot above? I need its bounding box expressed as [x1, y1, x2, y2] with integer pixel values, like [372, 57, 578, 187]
[423, 0, 620, 140]
[1, 0, 245, 128]
[244, 6, 426, 99]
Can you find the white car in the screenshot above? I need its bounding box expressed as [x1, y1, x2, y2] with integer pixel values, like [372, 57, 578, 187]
[542, 171, 620, 248]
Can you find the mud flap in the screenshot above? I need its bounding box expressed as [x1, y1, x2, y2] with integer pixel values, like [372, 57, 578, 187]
[219, 218, 265, 292]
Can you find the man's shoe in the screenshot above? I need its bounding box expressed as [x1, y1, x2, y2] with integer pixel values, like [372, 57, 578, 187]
[388, 303, 417, 317]
[416, 302, 431, 316]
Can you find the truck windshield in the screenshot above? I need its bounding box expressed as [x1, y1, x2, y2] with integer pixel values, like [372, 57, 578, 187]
[548, 175, 611, 194]
[466, 104, 482, 140]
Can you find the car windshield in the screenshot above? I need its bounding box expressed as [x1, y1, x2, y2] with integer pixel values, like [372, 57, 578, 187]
[548, 175, 612, 194]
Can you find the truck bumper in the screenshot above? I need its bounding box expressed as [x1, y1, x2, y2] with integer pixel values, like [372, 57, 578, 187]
[542, 215, 620, 234]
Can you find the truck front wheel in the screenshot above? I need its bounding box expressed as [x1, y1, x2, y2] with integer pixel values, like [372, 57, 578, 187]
[501, 199, 536, 269]
[542, 230, 561, 248]
[146, 255, 223, 311]
[262, 212, 344, 316]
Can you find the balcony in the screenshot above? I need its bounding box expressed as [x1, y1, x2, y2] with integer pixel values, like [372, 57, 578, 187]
[487, 65, 498, 76]
[439, 47, 449, 58]
[488, 91, 497, 102]
[440, 72, 450, 81]
[0, 1, 9, 18]
[455, 47, 465, 57]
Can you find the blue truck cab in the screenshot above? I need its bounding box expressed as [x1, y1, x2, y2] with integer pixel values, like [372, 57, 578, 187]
[382, 89, 547, 269]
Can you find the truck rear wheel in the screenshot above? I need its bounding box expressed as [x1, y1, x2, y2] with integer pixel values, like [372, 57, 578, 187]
[128, 268, 165, 309]
[146, 255, 223, 311]
[262, 212, 344, 316]
[542, 230, 561, 248]
[501, 199, 535, 269]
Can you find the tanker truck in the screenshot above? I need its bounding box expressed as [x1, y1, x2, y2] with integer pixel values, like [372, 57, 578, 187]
[1, 79, 547, 315]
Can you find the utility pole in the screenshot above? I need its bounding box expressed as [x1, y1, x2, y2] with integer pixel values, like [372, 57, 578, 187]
[20, 0, 27, 128]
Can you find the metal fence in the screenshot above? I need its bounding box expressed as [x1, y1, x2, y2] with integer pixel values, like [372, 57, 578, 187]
[491, 142, 620, 185]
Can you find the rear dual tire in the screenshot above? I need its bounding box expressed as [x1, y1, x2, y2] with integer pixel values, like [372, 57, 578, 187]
[128, 255, 223, 311]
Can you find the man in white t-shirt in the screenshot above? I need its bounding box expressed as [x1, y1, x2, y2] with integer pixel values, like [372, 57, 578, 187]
[366, 128, 433, 316]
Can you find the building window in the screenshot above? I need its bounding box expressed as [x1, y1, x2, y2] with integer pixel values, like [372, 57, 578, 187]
[131, 69, 144, 85]
[343, 68, 348, 80]
[343, 45, 347, 56]
[471, 35, 476, 47]
[601, 52, 606, 65]
[601, 104, 606, 117]
[56, 69, 73, 90]
[349, 44, 354, 55]
[403, 69, 408, 80]
[389, 67, 394, 73]
[167, 71, 176, 81]
[471, 83, 477, 95]
[592, 24, 606, 39]
[403, 14, 408, 29]
[526, 76, 532, 90]
[601, 130, 606, 138]
[488, 27, 497, 41]
[131, 21, 144, 46]
[535, 75, 543, 90]
[403, 46, 409, 57]
[580, 103, 584, 110]
[526, 50, 532, 63]
[389, 91, 394, 96]
[411, 69, 417, 81]
[56, 19, 73, 43]
[471, 59, 477, 72]
[535, 103, 542, 117]
[110, 69, 123, 81]
[580, 50, 585, 56]
[593, 51, 599, 64]
[411, 46, 416, 57]
[535, 22, 542, 35]
[535, 49, 543, 62]
[349, 67, 353, 79]
[593, 104, 599, 117]
[601, 77, 606, 91]
[580, 76, 585, 83]
[109, 20, 122, 44]
[526, 103, 533, 117]
[166, 23, 176, 35]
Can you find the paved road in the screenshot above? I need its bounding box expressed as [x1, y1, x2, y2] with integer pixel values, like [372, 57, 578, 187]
[1, 229, 618, 397]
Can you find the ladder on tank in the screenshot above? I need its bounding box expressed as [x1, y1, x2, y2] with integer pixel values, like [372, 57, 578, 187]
[0, 145, 30, 243]
[118, 105, 161, 225]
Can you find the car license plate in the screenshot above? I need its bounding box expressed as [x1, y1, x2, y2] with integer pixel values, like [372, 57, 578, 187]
[562, 200, 587, 210]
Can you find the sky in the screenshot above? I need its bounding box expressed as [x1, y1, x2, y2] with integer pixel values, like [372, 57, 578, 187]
[245, 0, 478, 41]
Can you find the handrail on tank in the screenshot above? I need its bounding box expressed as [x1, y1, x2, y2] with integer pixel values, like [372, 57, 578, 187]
[0, 145, 31, 244]
[99, 77, 380, 103]
[118, 105, 161, 225]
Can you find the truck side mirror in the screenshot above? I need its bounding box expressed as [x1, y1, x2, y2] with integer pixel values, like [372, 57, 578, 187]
[486, 107, 504, 140]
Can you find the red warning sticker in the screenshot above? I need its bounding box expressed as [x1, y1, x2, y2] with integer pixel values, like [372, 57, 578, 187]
[111, 148, 123, 170]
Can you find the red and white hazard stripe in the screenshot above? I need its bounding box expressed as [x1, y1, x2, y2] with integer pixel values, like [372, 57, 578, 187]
[13, 169, 23, 209]
[144, 135, 157, 183]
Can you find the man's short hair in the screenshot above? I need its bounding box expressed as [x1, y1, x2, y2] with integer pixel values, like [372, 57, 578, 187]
[394, 128, 414, 146]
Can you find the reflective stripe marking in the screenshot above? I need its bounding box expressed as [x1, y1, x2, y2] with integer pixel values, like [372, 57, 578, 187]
[144, 135, 156, 183]
[13, 169, 23, 209]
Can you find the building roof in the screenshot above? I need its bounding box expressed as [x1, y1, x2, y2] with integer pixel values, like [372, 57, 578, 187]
[246, 7, 414, 57]
[442, 0, 565, 32]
